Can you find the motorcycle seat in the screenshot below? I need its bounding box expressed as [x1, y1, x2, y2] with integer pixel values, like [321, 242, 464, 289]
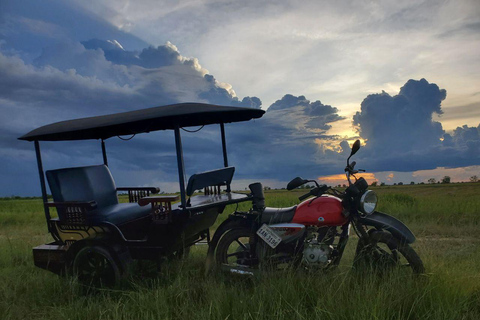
[261, 206, 297, 224]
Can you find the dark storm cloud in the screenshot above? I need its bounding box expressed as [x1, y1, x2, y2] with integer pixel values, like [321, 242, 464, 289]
[222, 94, 345, 181]
[0, 34, 269, 195]
[268, 94, 344, 130]
[354, 79, 446, 154]
[0, 0, 148, 62]
[0, 51, 137, 115]
[445, 124, 480, 159]
[353, 79, 479, 172]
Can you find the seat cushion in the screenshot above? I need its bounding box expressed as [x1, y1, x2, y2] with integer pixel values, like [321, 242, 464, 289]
[88, 203, 151, 225]
[261, 206, 297, 224]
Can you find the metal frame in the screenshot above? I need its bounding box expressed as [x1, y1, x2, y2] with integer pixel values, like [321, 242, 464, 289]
[33, 123, 233, 222]
[101, 139, 108, 166]
[34, 141, 51, 233]
[33, 122, 233, 228]
[174, 125, 187, 208]
[220, 123, 231, 192]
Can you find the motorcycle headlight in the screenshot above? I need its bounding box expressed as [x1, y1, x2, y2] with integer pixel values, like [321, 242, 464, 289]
[359, 190, 377, 215]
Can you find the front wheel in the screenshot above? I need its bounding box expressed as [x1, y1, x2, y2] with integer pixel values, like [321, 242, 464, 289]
[354, 231, 424, 274]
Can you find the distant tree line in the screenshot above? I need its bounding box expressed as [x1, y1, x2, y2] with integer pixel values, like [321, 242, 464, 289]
[365, 174, 480, 187]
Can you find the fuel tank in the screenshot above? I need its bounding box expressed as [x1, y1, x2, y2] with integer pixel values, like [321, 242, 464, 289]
[292, 195, 347, 227]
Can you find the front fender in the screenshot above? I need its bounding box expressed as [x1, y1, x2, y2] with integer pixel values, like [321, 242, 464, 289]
[358, 211, 416, 244]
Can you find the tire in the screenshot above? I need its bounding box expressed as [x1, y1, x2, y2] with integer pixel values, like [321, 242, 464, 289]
[73, 245, 122, 288]
[215, 228, 255, 268]
[354, 231, 424, 274]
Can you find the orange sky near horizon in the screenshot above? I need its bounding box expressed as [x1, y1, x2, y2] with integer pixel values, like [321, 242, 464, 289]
[318, 172, 378, 186]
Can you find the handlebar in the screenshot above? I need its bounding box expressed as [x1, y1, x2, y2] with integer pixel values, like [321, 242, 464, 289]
[299, 192, 311, 201]
[298, 185, 330, 201]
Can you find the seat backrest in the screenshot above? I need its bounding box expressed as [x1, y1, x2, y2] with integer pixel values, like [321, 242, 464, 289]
[186, 167, 235, 197]
[46, 165, 118, 209]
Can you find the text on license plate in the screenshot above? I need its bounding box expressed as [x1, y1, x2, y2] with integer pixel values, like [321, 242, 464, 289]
[256, 224, 282, 249]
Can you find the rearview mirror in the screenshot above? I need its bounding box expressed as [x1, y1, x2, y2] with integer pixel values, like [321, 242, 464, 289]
[287, 177, 308, 190]
[350, 140, 361, 156]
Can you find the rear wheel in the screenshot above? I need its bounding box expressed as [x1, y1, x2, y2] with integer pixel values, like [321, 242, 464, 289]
[354, 231, 424, 274]
[215, 228, 255, 268]
[73, 245, 122, 288]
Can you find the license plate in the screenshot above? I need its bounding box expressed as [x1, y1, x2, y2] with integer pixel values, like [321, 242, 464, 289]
[256, 224, 282, 249]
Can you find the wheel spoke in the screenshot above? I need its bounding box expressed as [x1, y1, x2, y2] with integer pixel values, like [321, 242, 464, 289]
[235, 239, 248, 250]
[216, 229, 256, 270]
[74, 246, 120, 288]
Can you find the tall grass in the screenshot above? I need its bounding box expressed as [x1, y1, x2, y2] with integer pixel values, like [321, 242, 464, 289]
[0, 183, 479, 319]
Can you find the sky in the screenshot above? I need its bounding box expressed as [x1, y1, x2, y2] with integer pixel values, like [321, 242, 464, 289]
[0, 0, 479, 196]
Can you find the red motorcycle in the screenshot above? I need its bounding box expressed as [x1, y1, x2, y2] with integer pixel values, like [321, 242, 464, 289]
[210, 140, 424, 274]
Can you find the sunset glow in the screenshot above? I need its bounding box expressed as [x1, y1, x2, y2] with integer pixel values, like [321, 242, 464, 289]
[318, 173, 378, 186]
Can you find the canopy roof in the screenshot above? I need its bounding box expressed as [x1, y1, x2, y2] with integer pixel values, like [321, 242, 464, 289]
[19, 103, 265, 141]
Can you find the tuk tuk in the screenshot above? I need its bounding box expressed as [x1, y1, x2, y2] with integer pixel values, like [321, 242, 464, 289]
[19, 102, 264, 286]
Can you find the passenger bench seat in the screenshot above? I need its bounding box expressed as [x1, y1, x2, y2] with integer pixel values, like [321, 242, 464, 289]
[46, 165, 151, 225]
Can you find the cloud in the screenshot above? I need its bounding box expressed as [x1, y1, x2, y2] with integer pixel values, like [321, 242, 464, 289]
[0, 0, 149, 61]
[445, 124, 480, 158]
[1, 33, 343, 195]
[1, 0, 479, 196]
[222, 94, 345, 181]
[75, 0, 480, 115]
[268, 94, 344, 130]
[0, 36, 268, 195]
[352, 79, 479, 172]
[353, 78, 446, 154]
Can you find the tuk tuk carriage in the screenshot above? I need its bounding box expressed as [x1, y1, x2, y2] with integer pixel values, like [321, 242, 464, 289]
[19, 103, 265, 286]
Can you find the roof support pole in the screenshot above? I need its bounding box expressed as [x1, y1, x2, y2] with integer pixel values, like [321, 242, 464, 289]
[34, 141, 52, 232]
[101, 139, 108, 166]
[220, 123, 229, 167]
[174, 125, 187, 208]
[220, 123, 231, 193]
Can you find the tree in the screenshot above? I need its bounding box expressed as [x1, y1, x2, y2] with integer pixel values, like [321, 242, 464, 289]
[398, 182, 404, 185]
[441, 176, 451, 184]
[380, 182, 385, 186]
[410, 181, 415, 185]
[428, 178, 436, 184]
[471, 175, 479, 183]
[370, 181, 378, 186]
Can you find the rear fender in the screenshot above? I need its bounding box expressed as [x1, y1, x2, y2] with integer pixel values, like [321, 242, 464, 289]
[358, 211, 416, 244]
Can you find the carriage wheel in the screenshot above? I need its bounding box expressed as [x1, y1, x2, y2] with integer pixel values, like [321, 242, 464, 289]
[73, 245, 121, 288]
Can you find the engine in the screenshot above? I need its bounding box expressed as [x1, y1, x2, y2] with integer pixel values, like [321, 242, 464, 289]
[302, 227, 335, 267]
[303, 240, 333, 266]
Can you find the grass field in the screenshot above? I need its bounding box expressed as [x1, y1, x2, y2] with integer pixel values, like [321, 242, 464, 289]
[1, 183, 480, 319]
